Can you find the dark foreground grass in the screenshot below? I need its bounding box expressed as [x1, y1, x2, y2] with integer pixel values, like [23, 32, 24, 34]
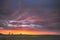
[0, 35, 60, 40]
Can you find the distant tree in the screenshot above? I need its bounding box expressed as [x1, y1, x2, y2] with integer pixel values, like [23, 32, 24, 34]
[0, 33, 3, 35]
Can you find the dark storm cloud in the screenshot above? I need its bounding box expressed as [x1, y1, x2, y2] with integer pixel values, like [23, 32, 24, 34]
[0, 0, 60, 32]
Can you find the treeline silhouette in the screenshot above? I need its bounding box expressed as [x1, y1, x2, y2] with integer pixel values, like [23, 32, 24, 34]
[0, 32, 20, 35]
[0, 33, 4, 35]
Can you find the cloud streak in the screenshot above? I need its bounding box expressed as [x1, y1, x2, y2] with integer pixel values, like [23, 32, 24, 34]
[0, 0, 60, 34]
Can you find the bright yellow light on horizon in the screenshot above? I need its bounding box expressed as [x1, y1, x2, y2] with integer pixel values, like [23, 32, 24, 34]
[0, 29, 58, 35]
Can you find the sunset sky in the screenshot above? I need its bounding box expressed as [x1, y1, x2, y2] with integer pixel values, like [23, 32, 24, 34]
[0, 0, 60, 35]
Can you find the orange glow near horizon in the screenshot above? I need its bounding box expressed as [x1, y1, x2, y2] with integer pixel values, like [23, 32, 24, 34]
[0, 29, 58, 35]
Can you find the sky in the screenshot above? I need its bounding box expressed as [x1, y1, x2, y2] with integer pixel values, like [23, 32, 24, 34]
[0, 0, 60, 35]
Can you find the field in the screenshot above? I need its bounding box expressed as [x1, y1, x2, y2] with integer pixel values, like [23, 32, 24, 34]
[0, 35, 60, 40]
